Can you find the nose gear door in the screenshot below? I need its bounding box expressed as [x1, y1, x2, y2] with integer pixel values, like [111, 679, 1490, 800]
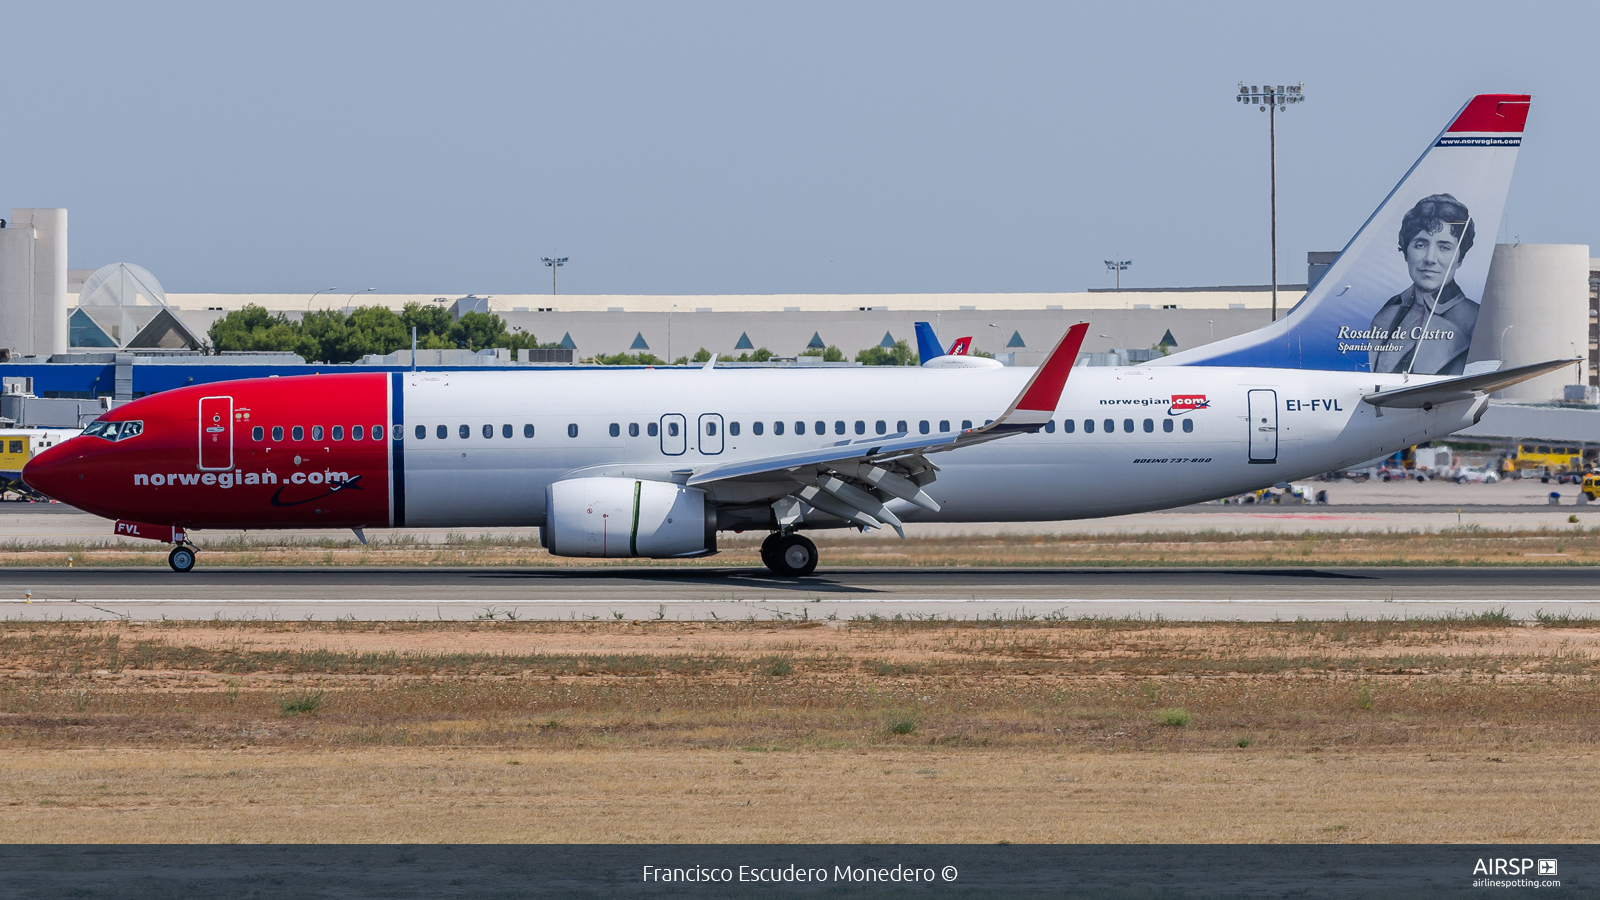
[198, 395, 234, 470]
[1247, 389, 1278, 464]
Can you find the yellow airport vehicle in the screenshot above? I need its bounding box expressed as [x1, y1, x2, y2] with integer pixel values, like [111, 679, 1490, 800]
[1508, 443, 1589, 474]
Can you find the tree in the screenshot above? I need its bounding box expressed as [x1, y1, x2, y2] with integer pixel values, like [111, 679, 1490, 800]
[448, 311, 510, 352]
[595, 351, 663, 365]
[208, 304, 301, 354]
[344, 306, 408, 357]
[400, 302, 454, 345]
[855, 340, 918, 366]
[800, 345, 845, 362]
[736, 347, 774, 362]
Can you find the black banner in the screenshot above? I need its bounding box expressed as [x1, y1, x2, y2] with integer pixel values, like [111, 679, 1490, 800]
[0, 844, 1595, 898]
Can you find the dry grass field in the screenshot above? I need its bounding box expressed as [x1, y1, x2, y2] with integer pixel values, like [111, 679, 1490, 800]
[3, 615, 1599, 842]
[7, 524, 1600, 568]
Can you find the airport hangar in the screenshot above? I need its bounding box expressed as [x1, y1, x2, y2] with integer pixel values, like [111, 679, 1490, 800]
[2, 206, 1598, 448]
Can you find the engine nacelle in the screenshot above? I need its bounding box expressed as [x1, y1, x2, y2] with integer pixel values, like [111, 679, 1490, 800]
[543, 477, 714, 558]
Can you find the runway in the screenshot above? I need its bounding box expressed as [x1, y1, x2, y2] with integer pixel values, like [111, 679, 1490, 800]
[3, 565, 1594, 622]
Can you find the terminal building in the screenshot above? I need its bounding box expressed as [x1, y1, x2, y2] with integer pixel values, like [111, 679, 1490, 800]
[2, 205, 1598, 449]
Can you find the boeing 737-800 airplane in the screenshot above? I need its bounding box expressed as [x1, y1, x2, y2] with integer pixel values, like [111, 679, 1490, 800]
[23, 93, 1571, 575]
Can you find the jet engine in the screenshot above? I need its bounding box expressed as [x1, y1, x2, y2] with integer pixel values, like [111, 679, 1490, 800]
[543, 477, 715, 558]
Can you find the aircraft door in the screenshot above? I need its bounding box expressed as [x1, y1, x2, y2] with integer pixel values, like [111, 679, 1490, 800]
[659, 413, 686, 456]
[698, 414, 724, 455]
[198, 395, 234, 470]
[1247, 389, 1278, 464]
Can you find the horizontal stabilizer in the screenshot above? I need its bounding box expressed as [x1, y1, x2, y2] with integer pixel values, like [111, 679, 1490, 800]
[1363, 358, 1577, 409]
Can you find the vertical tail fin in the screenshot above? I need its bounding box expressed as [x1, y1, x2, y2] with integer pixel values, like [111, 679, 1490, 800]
[914, 322, 945, 362]
[1162, 94, 1530, 375]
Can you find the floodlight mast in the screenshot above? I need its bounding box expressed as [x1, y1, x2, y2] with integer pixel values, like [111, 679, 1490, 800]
[541, 257, 568, 295]
[1104, 260, 1131, 290]
[1236, 82, 1305, 321]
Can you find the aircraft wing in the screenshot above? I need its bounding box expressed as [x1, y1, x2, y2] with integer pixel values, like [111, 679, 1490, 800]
[684, 323, 1088, 535]
[1363, 358, 1579, 409]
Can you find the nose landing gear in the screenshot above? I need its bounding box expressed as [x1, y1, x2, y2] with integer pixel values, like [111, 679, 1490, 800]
[760, 531, 818, 577]
[167, 544, 197, 573]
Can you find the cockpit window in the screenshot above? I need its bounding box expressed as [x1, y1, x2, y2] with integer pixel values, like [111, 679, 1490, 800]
[83, 420, 143, 441]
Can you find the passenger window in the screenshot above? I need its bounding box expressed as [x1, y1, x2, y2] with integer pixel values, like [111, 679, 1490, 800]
[896, 420, 907, 434]
[794, 421, 804, 435]
[919, 420, 930, 435]
[436, 425, 447, 439]
[961, 420, 972, 430]
[311, 426, 324, 441]
[1085, 419, 1095, 433]
[416, 425, 426, 440]
[502, 424, 512, 438]
[331, 426, 343, 441]
[483, 424, 493, 439]
[272, 426, 284, 441]
[374, 425, 384, 440]
[524, 424, 535, 438]
[647, 422, 658, 437]
[629, 423, 640, 437]
[753, 422, 764, 436]
[568, 423, 579, 438]
[874, 420, 886, 435]
[1163, 419, 1173, 433]
[668, 422, 679, 437]
[353, 425, 364, 441]
[1103, 419, 1114, 433]
[609, 423, 620, 438]
[1143, 419, 1153, 433]
[816, 421, 825, 435]
[706, 421, 717, 436]
[1123, 419, 1134, 433]
[1183, 419, 1194, 433]
[252, 426, 264, 441]
[454, 424, 466, 439]
[775, 421, 786, 435]
[292, 426, 304, 441]
[1063, 419, 1075, 433]
[1044, 420, 1055, 433]
[939, 420, 950, 433]
[835, 421, 846, 435]
[729, 422, 740, 436]
[856, 421, 866, 435]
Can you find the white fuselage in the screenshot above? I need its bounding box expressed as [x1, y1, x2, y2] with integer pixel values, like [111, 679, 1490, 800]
[396, 365, 1476, 528]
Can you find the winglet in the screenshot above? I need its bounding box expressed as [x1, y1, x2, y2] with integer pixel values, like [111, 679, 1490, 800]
[975, 322, 1089, 432]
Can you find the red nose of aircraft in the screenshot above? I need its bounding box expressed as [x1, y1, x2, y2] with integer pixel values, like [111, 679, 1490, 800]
[20, 439, 89, 506]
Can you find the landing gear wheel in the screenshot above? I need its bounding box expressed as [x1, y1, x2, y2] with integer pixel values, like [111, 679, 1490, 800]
[168, 545, 196, 573]
[767, 533, 818, 577]
[759, 532, 783, 570]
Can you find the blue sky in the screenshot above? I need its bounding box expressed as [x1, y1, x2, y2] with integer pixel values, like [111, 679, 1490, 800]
[5, 1, 1595, 295]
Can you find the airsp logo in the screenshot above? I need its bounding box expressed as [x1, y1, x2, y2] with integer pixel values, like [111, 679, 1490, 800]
[1472, 858, 1554, 876]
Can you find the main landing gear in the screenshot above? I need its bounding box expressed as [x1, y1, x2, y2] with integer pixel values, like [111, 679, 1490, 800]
[167, 544, 197, 573]
[760, 531, 818, 577]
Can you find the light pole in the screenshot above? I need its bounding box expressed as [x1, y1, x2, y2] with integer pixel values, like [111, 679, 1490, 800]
[542, 257, 567, 295]
[667, 303, 677, 363]
[345, 287, 375, 310]
[1104, 260, 1131, 290]
[306, 286, 338, 316]
[1236, 82, 1305, 322]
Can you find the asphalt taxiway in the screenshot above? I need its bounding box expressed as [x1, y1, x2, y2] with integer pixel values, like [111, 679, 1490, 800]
[2, 566, 1594, 622]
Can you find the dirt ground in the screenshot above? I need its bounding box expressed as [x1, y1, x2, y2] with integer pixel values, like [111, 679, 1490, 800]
[3, 617, 1598, 842]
